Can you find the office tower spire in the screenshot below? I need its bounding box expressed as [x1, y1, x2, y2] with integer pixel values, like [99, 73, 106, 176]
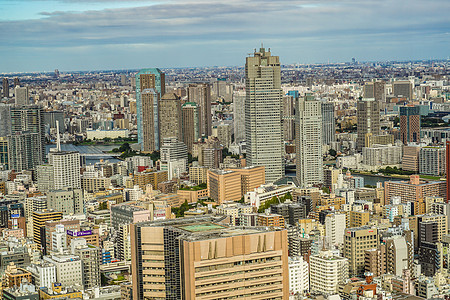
[245, 47, 284, 183]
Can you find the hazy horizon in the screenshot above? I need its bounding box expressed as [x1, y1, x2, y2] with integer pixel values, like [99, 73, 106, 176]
[1, 0, 449, 73]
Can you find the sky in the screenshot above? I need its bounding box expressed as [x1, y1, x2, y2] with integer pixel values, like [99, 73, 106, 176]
[0, 0, 449, 73]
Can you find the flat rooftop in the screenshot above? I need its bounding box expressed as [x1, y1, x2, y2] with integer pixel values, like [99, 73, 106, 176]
[175, 223, 226, 233]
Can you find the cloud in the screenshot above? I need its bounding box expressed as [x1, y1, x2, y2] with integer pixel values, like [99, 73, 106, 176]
[0, 0, 449, 72]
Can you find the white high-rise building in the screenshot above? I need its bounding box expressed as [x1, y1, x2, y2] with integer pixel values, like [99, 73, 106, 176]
[160, 137, 188, 180]
[296, 94, 323, 187]
[245, 47, 284, 183]
[325, 213, 347, 246]
[27, 262, 57, 290]
[288, 256, 309, 295]
[310, 250, 349, 295]
[48, 150, 81, 190]
[233, 90, 245, 143]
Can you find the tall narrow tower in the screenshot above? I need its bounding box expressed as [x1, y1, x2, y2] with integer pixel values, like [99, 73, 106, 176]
[245, 47, 284, 183]
[446, 141, 450, 203]
[356, 98, 380, 151]
[296, 94, 323, 187]
[136, 69, 165, 152]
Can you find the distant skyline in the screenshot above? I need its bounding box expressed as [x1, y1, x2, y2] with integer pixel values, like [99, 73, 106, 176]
[0, 0, 449, 73]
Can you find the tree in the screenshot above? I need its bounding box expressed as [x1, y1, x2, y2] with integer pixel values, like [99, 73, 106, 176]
[329, 149, 337, 157]
[118, 142, 131, 152]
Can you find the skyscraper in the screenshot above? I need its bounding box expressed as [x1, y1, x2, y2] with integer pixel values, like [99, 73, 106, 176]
[356, 98, 380, 151]
[140, 89, 159, 152]
[233, 90, 246, 143]
[159, 93, 182, 142]
[2, 78, 9, 98]
[400, 105, 420, 144]
[0, 103, 11, 137]
[282, 95, 295, 142]
[160, 137, 188, 180]
[296, 94, 323, 187]
[187, 83, 212, 137]
[245, 47, 284, 183]
[182, 102, 200, 153]
[47, 151, 81, 190]
[10, 105, 45, 162]
[446, 141, 450, 203]
[135, 68, 165, 152]
[321, 101, 336, 145]
[8, 132, 42, 171]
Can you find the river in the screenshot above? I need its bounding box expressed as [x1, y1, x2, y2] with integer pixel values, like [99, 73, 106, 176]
[45, 144, 121, 165]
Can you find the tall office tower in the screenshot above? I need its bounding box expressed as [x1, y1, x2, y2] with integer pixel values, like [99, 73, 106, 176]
[187, 83, 212, 137]
[120, 74, 127, 86]
[245, 47, 284, 183]
[32, 209, 63, 245]
[0, 104, 11, 137]
[325, 213, 346, 246]
[159, 93, 182, 142]
[2, 78, 9, 98]
[363, 81, 386, 102]
[8, 132, 42, 171]
[14, 77, 20, 87]
[282, 95, 295, 142]
[321, 101, 336, 145]
[296, 94, 323, 187]
[14, 86, 29, 105]
[400, 106, 420, 144]
[233, 90, 246, 143]
[344, 226, 379, 277]
[393, 81, 413, 100]
[140, 89, 160, 152]
[356, 98, 380, 151]
[182, 102, 200, 153]
[447, 141, 450, 203]
[131, 217, 289, 300]
[135, 68, 165, 152]
[310, 250, 349, 294]
[10, 105, 45, 162]
[160, 137, 188, 180]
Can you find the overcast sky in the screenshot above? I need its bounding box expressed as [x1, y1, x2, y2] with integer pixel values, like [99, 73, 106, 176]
[0, 0, 449, 73]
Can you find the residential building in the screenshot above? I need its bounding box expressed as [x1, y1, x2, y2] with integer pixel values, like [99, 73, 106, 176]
[187, 83, 211, 137]
[321, 101, 335, 145]
[296, 94, 323, 187]
[400, 106, 420, 144]
[344, 226, 378, 277]
[159, 93, 182, 142]
[419, 146, 445, 176]
[182, 102, 200, 153]
[136, 68, 165, 152]
[310, 250, 349, 295]
[357, 98, 380, 150]
[385, 175, 446, 204]
[288, 256, 309, 295]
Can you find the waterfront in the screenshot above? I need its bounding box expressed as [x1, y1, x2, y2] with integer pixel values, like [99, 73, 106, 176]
[46, 144, 121, 164]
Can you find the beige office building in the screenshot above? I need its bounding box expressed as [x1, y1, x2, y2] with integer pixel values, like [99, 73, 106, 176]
[344, 226, 379, 277]
[131, 217, 288, 300]
[226, 165, 265, 195]
[207, 169, 241, 204]
[159, 93, 182, 142]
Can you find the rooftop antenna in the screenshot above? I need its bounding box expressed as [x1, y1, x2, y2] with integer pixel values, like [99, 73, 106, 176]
[56, 120, 61, 152]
